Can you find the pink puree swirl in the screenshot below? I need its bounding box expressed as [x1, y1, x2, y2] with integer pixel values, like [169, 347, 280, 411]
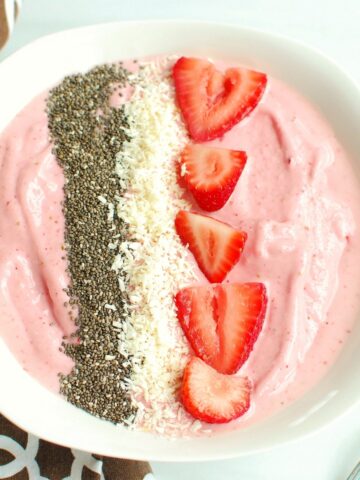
[188, 74, 360, 427]
[0, 92, 74, 391]
[0, 68, 360, 429]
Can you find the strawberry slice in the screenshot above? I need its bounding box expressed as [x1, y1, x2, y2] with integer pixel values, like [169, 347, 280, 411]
[175, 210, 247, 282]
[173, 57, 267, 141]
[181, 357, 251, 424]
[179, 144, 247, 212]
[175, 285, 220, 367]
[175, 283, 267, 374]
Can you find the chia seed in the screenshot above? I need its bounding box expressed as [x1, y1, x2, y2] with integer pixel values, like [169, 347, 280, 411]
[47, 64, 136, 424]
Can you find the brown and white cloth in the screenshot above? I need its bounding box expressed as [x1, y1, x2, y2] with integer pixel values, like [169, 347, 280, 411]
[0, 414, 154, 480]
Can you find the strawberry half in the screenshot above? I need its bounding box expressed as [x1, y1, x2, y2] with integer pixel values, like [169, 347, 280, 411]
[181, 357, 251, 424]
[175, 210, 247, 283]
[175, 283, 267, 374]
[173, 57, 267, 141]
[179, 144, 247, 212]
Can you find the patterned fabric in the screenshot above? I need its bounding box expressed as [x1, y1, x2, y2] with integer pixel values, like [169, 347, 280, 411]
[0, 414, 153, 480]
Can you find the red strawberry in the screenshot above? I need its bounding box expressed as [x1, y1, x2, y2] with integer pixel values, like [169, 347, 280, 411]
[175, 285, 220, 367]
[175, 283, 267, 374]
[173, 57, 267, 141]
[179, 144, 247, 212]
[181, 357, 251, 424]
[175, 210, 247, 283]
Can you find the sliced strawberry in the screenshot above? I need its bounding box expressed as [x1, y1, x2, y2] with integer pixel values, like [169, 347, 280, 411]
[181, 357, 251, 424]
[175, 210, 247, 282]
[179, 144, 247, 211]
[173, 57, 267, 141]
[175, 283, 267, 374]
[216, 283, 267, 373]
[175, 286, 219, 366]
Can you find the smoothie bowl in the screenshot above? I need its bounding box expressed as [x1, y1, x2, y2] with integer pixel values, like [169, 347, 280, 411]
[0, 21, 360, 461]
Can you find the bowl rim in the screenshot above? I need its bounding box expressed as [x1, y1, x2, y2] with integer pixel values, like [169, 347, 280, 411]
[1, 19, 360, 461]
[1, 18, 359, 90]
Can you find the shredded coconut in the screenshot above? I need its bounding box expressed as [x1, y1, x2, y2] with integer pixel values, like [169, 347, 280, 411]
[114, 59, 203, 435]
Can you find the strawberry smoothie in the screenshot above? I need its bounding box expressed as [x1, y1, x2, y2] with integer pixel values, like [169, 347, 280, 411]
[184, 74, 360, 428]
[0, 56, 359, 434]
[0, 92, 75, 391]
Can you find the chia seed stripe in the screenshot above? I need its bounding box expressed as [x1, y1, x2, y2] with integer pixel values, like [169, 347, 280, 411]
[47, 64, 137, 424]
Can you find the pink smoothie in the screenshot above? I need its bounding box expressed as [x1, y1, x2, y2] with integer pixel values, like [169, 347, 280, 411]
[0, 92, 75, 391]
[0, 59, 360, 430]
[184, 71, 360, 427]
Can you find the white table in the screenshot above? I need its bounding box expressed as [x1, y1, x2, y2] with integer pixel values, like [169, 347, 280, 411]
[1, 1, 359, 479]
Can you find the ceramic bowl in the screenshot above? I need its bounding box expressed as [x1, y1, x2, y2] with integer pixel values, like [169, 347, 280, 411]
[0, 21, 360, 461]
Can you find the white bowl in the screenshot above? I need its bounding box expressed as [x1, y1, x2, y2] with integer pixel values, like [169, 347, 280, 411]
[0, 21, 360, 461]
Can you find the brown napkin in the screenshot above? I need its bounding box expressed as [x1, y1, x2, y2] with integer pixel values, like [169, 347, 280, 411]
[0, 414, 153, 480]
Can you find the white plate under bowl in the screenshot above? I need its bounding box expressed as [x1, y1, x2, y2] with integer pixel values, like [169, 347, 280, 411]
[0, 21, 360, 461]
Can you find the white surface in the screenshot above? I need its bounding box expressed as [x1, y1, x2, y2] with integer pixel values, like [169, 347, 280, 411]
[0, 2, 359, 479]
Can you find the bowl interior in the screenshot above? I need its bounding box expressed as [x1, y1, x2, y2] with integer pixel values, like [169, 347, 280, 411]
[0, 21, 360, 461]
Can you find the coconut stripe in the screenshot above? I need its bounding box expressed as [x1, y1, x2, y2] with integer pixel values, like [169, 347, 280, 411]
[113, 59, 207, 435]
